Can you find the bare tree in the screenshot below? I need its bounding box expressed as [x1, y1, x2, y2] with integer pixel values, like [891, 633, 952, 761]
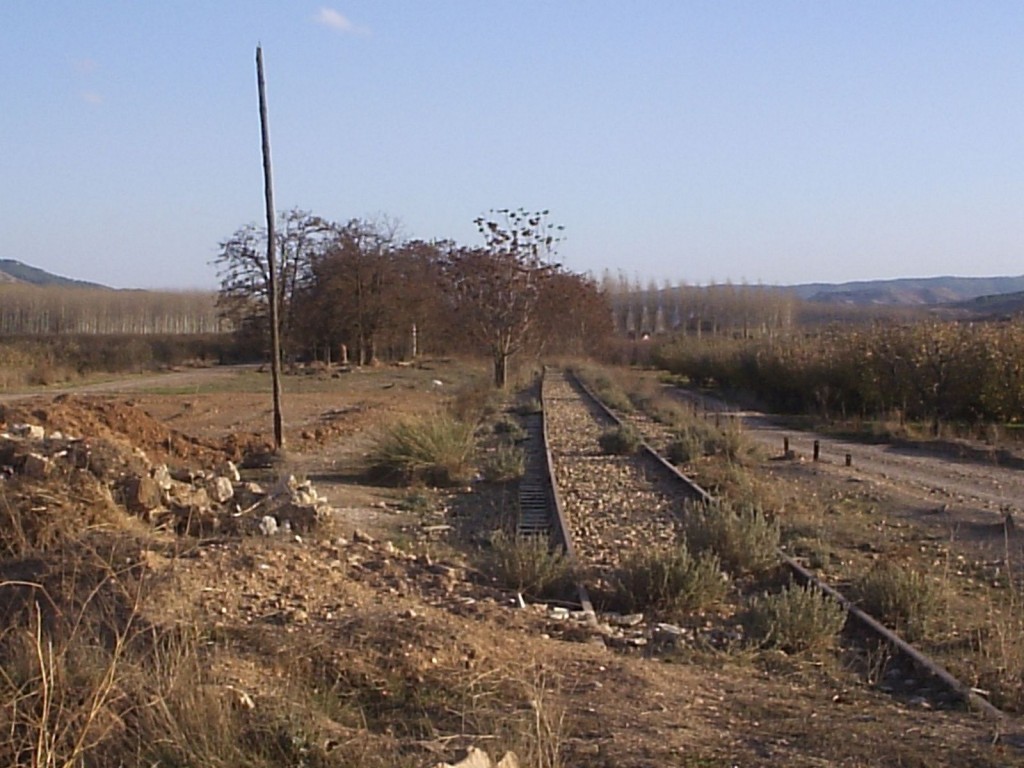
[444, 209, 562, 388]
[212, 209, 334, 358]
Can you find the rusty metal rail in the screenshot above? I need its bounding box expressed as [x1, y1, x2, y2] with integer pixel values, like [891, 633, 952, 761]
[552, 366, 1008, 724]
[517, 372, 594, 617]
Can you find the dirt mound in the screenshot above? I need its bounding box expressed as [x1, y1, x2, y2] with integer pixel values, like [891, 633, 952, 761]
[0, 395, 267, 468]
[0, 470, 132, 556]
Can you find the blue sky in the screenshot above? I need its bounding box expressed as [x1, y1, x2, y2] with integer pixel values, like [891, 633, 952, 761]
[5, 2, 1024, 290]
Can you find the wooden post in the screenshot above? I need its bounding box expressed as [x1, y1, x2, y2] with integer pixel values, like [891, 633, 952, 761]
[783, 436, 789, 454]
[845, 453, 852, 467]
[813, 440, 820, 461]
[256, 45, 285, 452]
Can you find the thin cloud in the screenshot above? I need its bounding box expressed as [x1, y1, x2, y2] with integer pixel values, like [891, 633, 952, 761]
[313, 7, 366, 34]
[81, 91, 103, 105]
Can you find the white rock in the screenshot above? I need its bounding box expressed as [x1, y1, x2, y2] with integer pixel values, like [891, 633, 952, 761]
[220, 460, 241, 483]
[152, 464, 174, 490]
[12, 424, 45, 440]
[207, 476, 235, 504]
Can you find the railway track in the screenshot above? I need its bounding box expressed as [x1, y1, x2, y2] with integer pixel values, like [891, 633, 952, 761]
[525, 367, 1008, 725]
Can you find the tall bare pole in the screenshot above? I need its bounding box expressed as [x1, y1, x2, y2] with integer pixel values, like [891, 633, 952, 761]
[256, 45, 285, 451]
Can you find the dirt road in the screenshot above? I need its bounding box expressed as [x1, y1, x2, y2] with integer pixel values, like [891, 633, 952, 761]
[676, 388, 1023, 517]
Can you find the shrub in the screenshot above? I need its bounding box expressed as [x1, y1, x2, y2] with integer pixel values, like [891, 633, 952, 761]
[854, 562, 938, 641]
[367, 414, 476, 487]
[707, 421, 747, 462]
[449, 376, 502, 423]
[742, 583, 847, 654]
[489, 531, 577, 599]
[481, 442, 526, 483]
[581, 370, 634, 413]
[613, 543, 728, 616]
[684, 500, 780, 576]
[494, 416, 527, 442]
[598, 424, 643, 455]
[512, 398, 542, 416]
[667, 429, 705, 464]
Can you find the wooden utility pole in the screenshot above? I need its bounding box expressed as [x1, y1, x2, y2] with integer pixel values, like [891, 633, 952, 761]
[256, 45, 285, 452]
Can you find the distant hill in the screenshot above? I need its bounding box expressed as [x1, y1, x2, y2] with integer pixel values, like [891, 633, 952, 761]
[0, 259, 108, 289]
[948, 289, 1024, 317]
[785, 275, 1024, 306]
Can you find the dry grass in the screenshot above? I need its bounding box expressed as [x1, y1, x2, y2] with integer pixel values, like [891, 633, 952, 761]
[488, 531, 578, 600]
[854, 561, 940, 642]
[597, 424, 643, 455]
[612, 542, 728, 617]
[366, 413, 477, 487]
[480, 442, 526, 483]
[742, 582, 848, 654]
[684, 500, 780, 577]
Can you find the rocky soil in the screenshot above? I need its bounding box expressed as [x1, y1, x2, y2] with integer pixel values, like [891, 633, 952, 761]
[0, 362, 1019, 766]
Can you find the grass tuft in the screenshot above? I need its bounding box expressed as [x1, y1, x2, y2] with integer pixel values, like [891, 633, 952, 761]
[489, 531, 577, 599]
[742, 583, 847, 654]
[684, 499, 780, 576]
[613, 543, 728, 617]
[480, 442, 526, 483]
[598, 424, 643, 456]
[367, 413, 476, 487]
[854, 561, 938, 641]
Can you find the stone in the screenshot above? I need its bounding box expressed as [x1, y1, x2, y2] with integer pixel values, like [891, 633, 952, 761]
[151, 464, 174, 490]
[353, 528, 375, 544]
[12, 424, 45, 440]
[207, 476, 235, 504]
[606, 612, 644, 628]
[433, 747, 493, 768]
[273, 502, 321, 533]
[220, 460, 241, 483]
[259, 516, 278, 536]
[164, 483, 211, 511]
[124, 475, 162, 512]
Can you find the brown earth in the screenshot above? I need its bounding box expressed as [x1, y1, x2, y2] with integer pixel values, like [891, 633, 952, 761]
[0, 361, 1021, 766]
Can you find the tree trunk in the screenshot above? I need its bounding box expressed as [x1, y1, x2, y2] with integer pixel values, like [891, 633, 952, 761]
[493, 353, 508, 389]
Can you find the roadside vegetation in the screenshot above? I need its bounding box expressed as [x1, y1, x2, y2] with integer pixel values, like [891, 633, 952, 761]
[654, 322, 1024, 440]
[5, 245, 1024, 763]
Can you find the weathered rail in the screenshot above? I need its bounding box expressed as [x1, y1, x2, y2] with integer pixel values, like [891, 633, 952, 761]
[529, 366, 1007, 724]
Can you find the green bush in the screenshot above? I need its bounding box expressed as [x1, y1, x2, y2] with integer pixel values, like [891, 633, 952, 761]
[598, 424, 643, 455]
[684, 500, 780, 576]
[742, 583, 847, 654]
[489, 531, 577, 599]
[854, 562, 938, 641]
[367, 414, 476, 487]
[613, 543, 727, 616]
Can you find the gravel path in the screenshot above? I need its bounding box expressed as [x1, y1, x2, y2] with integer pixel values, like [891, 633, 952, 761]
[543, 373, 686, 575]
